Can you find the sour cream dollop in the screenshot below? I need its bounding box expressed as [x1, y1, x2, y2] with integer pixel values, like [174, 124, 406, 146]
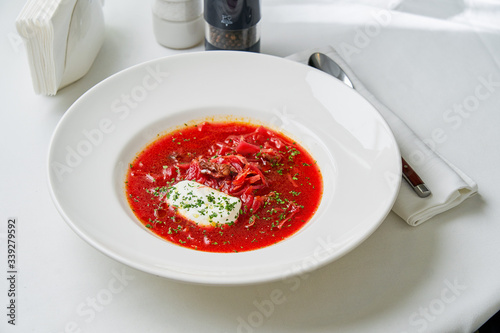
[166, 180, 241, 227]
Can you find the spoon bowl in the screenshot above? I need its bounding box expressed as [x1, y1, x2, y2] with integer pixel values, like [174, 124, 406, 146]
[308, 52, 355, 89]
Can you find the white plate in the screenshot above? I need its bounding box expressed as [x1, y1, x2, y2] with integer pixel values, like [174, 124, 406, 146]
[48, 51, 401, 285]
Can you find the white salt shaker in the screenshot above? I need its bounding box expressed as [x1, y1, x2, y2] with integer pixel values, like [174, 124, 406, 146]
[152, 0, 203, 49]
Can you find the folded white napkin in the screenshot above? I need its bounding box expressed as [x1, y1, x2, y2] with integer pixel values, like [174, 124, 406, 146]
[287, 46, 478, 226]
[16, 0, 105, 95]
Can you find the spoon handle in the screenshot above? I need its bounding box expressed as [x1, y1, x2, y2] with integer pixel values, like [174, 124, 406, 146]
[401, 157, 431, 198]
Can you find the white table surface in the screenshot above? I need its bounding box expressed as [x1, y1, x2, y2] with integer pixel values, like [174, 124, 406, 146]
[2, 1, 500, 332]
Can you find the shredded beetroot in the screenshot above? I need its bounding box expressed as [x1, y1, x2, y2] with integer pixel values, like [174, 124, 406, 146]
[235, 140, 261, 155]
[277, 203, 301, 229]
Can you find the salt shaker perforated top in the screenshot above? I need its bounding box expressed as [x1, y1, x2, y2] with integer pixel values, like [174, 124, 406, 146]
[204, 0, 261, 52]
[152, 0, 204, 49]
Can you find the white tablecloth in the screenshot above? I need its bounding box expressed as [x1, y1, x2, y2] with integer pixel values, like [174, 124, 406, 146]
[2, 1, 500, 332]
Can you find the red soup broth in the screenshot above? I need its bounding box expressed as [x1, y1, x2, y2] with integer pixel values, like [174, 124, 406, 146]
[125, 121, 323, 253]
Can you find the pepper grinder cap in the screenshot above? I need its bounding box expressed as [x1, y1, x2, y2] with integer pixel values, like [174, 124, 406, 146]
[204, 0, 261, 30]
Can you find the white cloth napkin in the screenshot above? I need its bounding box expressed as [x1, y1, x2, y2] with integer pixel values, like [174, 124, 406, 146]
[16, 0, 105, 95]
[287, 46, 478, 226]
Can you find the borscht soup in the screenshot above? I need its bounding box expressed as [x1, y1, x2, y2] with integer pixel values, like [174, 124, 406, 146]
[125, 121, 323, 253]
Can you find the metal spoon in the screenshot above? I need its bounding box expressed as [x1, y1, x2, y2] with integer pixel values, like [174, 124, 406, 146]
[308, 52, 354, 88]
[308, 52, 431, 198]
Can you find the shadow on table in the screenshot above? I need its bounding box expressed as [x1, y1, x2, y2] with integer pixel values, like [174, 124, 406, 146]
[394, 0, 466, 20]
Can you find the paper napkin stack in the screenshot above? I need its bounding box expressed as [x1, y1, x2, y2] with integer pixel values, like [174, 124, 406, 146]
[16, 0, 105, 95]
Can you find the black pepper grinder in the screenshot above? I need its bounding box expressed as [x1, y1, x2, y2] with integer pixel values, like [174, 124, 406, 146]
[204, 0, 261, 52]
